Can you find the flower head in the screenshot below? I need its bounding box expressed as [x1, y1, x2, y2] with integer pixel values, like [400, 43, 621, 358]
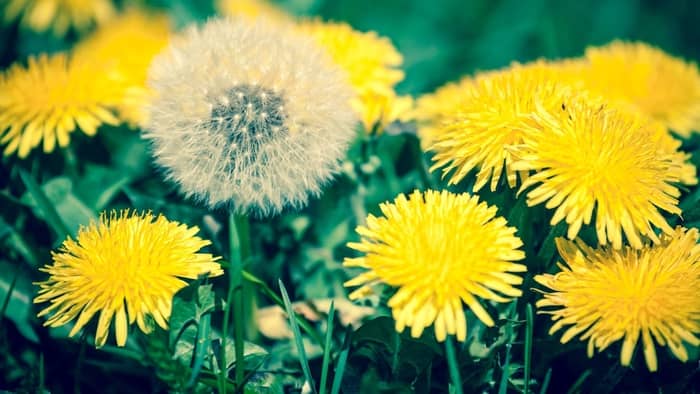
[217, 0, 291, 22]
[582, 41, 700, 136]
[73, 9, 172, 127]
[427, 61, 571, 192]
[344, 190, 526, 342]
[414, 75, 474, 147]
[3, 0, 114, 36]
[35, 210, 222, 348]
[145, 18, 356, 215]
[298, 20, 409, 132]
[513, 96, 684, 249]
[0, 53, 124, 158]
[535, 229, 700, 371]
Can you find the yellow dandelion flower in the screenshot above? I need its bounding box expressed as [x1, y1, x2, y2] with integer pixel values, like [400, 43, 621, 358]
[344, 190, 526, 342]
[535, 229, 700, 372]
[355, 91, 413, 133]
[34, 210, 223, 348]
[582, 41, 700, 136]
[217, 0, 291, 22]
[413, 75, 474, 147]
[3, 0, 114, 36]
[513, 96, 684, 250]
[416, 59, 584, 148]
[298, 20, 406, 131]
[0, 53, 124, 158]
[428, 61, 571, 192]
[74, 9, 172, 127]
[650, 121, 697, 186]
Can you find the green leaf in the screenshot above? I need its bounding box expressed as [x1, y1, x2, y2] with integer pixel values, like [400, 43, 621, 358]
[74, 164, 133, 211]
[100, 126, 152, 175]
[18, 170, 72, 240]
[21, 175, 98, 239]
[170, 283, 217, 350]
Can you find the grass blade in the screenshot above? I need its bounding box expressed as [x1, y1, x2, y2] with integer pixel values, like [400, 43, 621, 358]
[498, 344, 512, 394]
[0, 266, 19, 322]
[319, 301, 335, 394]
[445, 337, 464, 394]
[279, 279, 317, 394]
[242, 270, 324, 346]
[540, 368, 552, 394]
[330, 328, 351, 394]
[524, 304, 534, 394]
[566, 369, 591, 394]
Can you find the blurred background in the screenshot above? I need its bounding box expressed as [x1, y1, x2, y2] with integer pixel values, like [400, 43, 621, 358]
[2, 0, 699, 94]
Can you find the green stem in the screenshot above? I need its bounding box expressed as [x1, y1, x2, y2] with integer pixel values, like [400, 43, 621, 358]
[445, 337, 464, 394]
[410, 135, 435, 189]
[377, 146, 401, 196]
[524, 304, 534, 394]
[220, 212, 249, 393]
[390, 331, 401, 379]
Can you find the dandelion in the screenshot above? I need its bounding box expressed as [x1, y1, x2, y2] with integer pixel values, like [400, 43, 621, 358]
[217, 0, 291, 22]
[535, 229, 700, 371]
[0, 53, 123, 158]
[344, 190, 526, 342]
[513, 96, 684, 249]
[3, 0, 114, 36]
[427, 61, 571, 192]
[35, 210, 223, 348]
[582, 41, 700, 136]
[73, 9, 172, 127]
[298, 20, 410, 132]
[413, 75, 474, 147]
[145, 18, 356, 215]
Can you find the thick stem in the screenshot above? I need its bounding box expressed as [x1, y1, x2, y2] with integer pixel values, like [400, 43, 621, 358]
[220, 212, 249, 393]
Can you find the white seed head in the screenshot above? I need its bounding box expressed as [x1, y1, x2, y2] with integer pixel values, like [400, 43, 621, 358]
[144, 18, 357, 215]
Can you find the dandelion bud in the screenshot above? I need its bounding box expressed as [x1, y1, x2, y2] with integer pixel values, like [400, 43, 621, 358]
[144, 18, 357, 215]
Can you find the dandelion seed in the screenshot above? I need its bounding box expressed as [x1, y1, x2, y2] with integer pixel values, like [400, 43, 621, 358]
[344, 190, 526, 342]
[34, 210, 222, 348]
[144, 18, 356, 215]
[535, 228, 700, 371]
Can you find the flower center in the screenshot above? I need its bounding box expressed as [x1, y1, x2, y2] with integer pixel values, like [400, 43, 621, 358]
[208, 84, 288, 164]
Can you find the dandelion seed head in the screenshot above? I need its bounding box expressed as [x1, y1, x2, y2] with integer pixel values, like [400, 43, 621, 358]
[145, 18, 356, 215]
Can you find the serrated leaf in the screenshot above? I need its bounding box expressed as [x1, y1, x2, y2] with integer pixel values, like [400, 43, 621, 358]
[169, 283, 216, 349]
